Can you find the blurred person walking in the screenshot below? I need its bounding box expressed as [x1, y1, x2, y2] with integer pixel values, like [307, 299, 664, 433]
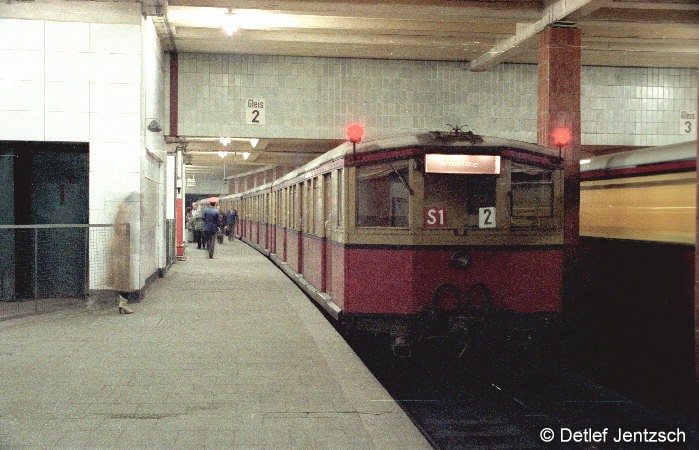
[109, 192, 138, 314]
[202, 198, 220, 259]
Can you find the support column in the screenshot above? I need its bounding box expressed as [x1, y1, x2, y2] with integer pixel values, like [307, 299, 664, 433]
[694, 77, 699, 380]
[169, 52, 178, 136]
[537, 26, 581, 306]
[170, 53, 185, 256]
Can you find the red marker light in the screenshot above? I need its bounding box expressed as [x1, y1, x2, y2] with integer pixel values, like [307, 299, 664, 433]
[552, 127, 572, 148]
[346, 123, 364, 144]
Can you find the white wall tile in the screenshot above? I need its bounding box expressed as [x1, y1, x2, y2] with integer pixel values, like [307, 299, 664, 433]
[0, 19, 44, 50]
[90, 112, 140, 143]
[45, 81, 89, 112]
[101, 170, 141, 196]
[0, 110, 44, 140]
[45, 111, 89, 141]
[45, 51, 90, 82]
[90, 82, 140, 113]
[90, 23, 141, 54]
[45, 21, 89, 52]
[0, 79, 43, 111]
[89, 53, 141, 84]
[0, 50, 43, 81]
[89, 141, 140, 173]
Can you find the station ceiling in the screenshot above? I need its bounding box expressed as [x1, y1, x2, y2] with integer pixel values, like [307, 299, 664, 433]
[157, 0, 698, 182]
[4, 0, 698, 183]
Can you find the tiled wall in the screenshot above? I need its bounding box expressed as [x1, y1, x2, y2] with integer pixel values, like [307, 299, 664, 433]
[177, 54, 538, 143]
[582, 66, 698, 146]
[0, 17, 143, 223]
[177, 53, 697, 147]
[0, 12, 169, 290]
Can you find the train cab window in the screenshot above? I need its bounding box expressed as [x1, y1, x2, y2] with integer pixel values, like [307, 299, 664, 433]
[424, 173, 496, 228]
[510, 162, 554, 219]
[356, 160, 409, 228]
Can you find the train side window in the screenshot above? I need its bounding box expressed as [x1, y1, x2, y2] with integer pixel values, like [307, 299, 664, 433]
[314, 177, 323, 235]
[510, 162, 554, 219]
[424, 173, 496, 228]
[286, 188, 289, 228]
[292, 186, 297, 230]
[306, 180, 313, 234]
[324, 173, 333, 233]
[336, 169, 344, 227]
[356, 159, 409, 228]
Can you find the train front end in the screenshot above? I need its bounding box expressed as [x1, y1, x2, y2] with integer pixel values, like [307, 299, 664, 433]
[340, 131, 566, 354]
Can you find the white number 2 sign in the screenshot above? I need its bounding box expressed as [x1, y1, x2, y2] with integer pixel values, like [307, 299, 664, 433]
[479, 207, 496, 228]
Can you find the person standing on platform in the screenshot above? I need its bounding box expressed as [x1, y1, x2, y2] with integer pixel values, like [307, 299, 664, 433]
[218, 205, 226, 244]
[192, 206, 204, 249]
[185, 207, 194, 243]
[224, 209, 234, 241]
[109, 192, 137, 314]
[230, 209, 239, 240]
[202, 199, 220, 259]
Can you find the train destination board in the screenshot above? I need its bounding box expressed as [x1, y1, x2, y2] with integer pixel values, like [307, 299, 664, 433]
[425, 154, 501, 174]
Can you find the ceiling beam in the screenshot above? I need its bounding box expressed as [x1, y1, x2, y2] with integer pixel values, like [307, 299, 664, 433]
[469, 0, 612, 72]
[175, 27, 504, 49]
[168, 0, 541, 21]
[167, 11, 518, 35]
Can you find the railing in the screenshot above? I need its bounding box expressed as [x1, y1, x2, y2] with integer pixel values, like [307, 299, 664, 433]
[0, 224, 124, 320]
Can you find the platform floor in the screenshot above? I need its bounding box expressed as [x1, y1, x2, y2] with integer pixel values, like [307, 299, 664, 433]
[0, 238, 431, 449]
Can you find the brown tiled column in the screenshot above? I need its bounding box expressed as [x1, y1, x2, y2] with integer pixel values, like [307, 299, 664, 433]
[537, 26, 581, 306]
[169, 52, 178, 136]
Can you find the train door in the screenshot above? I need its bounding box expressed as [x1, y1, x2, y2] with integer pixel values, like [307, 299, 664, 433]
[264, 191, 270, 251]
[258, 195, 262, 247]
[275, 189, 282, 256]
[281, 188, 286, 261]
[297, 182, 304, 273]
[288, 186, 296, 268]
[322, 173, 332, 293]
[309, 176, 320, 288]
[271, 191, 277, 255]
[263, 193, 267, 248]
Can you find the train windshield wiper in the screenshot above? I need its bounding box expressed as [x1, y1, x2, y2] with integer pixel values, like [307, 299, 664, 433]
[388, 161, 414, 195]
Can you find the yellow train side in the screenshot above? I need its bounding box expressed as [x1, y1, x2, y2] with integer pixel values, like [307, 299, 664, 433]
[580, 171, 696, 245]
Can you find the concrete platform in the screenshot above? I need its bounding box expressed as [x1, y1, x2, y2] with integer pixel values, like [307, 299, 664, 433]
[0, 239, 431, 449]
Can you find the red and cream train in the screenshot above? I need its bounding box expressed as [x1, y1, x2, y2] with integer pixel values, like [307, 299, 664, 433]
[219, 130, 565, 351]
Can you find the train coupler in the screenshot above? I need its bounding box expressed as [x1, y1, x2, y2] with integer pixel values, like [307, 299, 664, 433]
[390, 335, 412, 359]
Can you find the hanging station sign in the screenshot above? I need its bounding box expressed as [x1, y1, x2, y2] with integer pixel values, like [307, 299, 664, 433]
[425, 154, 501, 175]
[680, 110, 696, 135]
[245, 98, 266, 125]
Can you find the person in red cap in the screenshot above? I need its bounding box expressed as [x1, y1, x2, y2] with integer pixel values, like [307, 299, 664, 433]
[202, 198, 220, 258]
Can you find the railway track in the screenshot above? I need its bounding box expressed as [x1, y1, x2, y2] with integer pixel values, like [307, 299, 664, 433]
[347, 334, 699, 449]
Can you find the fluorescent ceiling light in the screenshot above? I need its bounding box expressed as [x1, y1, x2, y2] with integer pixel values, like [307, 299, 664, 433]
[223, 9, 238, 36]
[167, 7, 298, 30]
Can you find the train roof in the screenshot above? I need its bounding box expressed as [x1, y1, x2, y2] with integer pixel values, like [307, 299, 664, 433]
[581, 140, 696, 172]
[272, 132, 560, 187]
[219, 132, 562, 199]
[220, 181, 272, 201]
